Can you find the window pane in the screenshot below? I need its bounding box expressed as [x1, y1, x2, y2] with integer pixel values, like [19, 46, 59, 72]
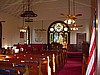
[50, 33, 53, 44]
[54, 33, 58, 42]
[58, 32, 63, 44]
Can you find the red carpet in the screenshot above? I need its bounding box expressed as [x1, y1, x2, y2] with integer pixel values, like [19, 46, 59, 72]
[57, 58, 82, 75]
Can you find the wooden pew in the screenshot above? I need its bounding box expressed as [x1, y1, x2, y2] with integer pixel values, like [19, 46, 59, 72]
[0, 55, 51, 75]
[0, 49, 67, 75]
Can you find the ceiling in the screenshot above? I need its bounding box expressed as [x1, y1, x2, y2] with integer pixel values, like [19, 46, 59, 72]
[0, 0, 91, 21]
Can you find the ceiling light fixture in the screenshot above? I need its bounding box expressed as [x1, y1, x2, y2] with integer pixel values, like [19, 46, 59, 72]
[70, 27, 78, 31]
[62, 0, 82, 31]
[20, 11, 37, 17]
[70, 23, 79, 31]
[64, 18, 75, 25]
[20, 0, 37, 20]
[19, 1, 27, 32]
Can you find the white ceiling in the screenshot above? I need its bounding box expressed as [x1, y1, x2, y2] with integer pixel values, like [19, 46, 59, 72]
[0, 0, 91, 21]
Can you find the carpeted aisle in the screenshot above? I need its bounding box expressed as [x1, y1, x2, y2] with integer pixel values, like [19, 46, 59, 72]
[57, 58, 82, 75]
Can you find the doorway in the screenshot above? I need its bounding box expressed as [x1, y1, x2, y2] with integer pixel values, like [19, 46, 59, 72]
[0, 22, 2, 48]
[76, 33, 86, 51]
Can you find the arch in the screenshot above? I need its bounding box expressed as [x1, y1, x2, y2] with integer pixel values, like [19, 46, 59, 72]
[47, 21, 70, 50]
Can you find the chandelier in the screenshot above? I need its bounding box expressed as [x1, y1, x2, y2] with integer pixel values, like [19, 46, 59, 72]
[20, 11, 37, 17]
[62, 0, 82, 31]
[64, 0, 76, 25]
[19, 17, 27, 32]
[70, 23, 79, 31]
[20, 0, 37, 22]
[64, 17, 75, 25]
[70, 27, 78, 31]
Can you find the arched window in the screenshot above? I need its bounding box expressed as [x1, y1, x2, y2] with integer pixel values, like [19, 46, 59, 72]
[48, 21, 70, 49]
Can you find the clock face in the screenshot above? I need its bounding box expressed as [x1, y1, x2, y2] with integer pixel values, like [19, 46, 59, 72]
[54, 23, 63, 32]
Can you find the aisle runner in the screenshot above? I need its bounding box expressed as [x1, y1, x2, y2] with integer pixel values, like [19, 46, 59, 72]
[57, 58, 82, 75]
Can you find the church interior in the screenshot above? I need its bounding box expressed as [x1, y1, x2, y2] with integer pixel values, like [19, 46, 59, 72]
[0, 0, 99, 75]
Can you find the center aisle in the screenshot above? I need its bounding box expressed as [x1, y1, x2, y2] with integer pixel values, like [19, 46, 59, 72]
[57, 58, 82, 75]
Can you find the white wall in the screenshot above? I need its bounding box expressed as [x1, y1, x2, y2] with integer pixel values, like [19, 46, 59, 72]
[30, 20, 54, 44]
[0, 12, 21, 47]
[0, 13, 90, 47]
[70, 19, 90, 44]
[30, 19, 90, 44]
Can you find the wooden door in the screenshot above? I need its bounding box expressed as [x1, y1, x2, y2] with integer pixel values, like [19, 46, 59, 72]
[76, 33, 86, 51]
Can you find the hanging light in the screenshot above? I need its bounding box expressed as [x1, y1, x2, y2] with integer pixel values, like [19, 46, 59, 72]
[20, 11, 37, 17]
[70, 23, 79, 31]
[63, 0, 81, 31]
[20, 28, 27, 32]
[19, 0, 33, 32]
[19, 15, 27, 32]
[64, 18, 75, 25]
[20, 0, 37, 18]
[70, 27, 78, 31]
[63, 0, 76, 25]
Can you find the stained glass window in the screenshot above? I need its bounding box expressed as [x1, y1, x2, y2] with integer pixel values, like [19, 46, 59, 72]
[54, 33, 58, 42]
[54, 23, 63, 32]
[50, 33, 53, 43]
[48, 21, 70, 49]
